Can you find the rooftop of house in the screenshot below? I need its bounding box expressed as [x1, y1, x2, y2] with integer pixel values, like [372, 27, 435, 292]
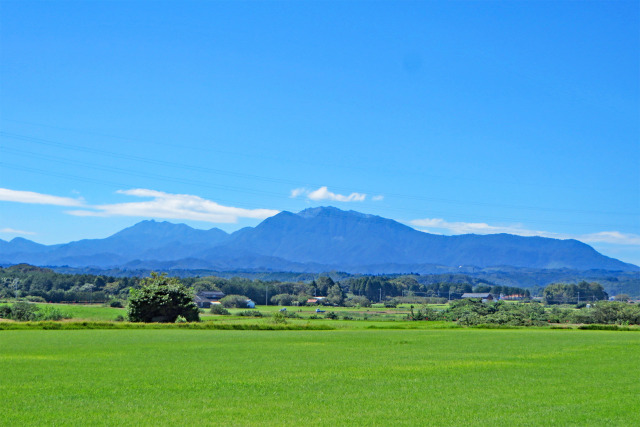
[461, 293, 494, 298]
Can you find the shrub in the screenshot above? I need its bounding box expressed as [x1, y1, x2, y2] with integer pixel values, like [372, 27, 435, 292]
[0, 305, 12, 318]
[220, 294, 252, 308]
[34, 306, 70, 321]
[175, 315, 187, 323]
[109, 299, 124, 308]
[344, 296, 371, 307]
[10, 301, 39, 321]
[324, 311, 338, 320]
[406, 305, 443, 321]
[127, 272, 200, 323]
[26, 296, 46, 303]
[114, 315, 125, 322]
[210, 304, 230, 315]
[271, 311, 287, 324]
[238, 310, 263, 317]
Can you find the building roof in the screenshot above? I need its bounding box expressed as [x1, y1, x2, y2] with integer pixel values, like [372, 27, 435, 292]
[197, 291, 225, 298]
[461, 293, 494, 298]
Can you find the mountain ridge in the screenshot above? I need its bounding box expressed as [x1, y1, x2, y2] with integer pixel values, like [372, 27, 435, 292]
[0, 207, 636, 272]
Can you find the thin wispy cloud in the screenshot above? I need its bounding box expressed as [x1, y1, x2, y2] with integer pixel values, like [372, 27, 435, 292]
[410, 217, 640, 246]
[66, 189, 279, 223]
[0, 228, 36, 236]
[579, 231, 640, 246]
[291, 186, 369, 202]
[0, 188, 84, 207]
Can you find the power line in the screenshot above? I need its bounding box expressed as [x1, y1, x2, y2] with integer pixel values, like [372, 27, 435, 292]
[4, 118, 622, 194]
[1, 158, 638, 231]
[2, 130, 637, 218]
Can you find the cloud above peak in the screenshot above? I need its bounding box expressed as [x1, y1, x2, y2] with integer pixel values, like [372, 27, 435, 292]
[67, 189, 279, 223]
[291, 186, 380, 202]
[308, 186, 365, 202]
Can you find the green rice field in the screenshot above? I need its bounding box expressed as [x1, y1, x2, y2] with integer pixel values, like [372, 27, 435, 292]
[1, 328, 638, 426]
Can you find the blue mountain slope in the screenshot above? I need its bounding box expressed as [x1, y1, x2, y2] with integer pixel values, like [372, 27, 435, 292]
[218, 207, 636, 271]
[0, 207, 636, 272]
[0, 221, 228, 267]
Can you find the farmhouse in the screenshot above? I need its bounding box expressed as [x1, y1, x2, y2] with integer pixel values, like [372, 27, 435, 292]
[194, 291, 225, 308]
[461, 293, 495, 303]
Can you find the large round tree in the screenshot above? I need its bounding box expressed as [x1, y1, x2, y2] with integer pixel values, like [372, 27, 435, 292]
[127, 272, 200, 322]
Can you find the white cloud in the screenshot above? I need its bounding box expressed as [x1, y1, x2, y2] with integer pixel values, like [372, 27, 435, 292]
[290, 188, 306, 198]
[372, 195, 384, 202]
[67, 189, 279, 223]
[0, 228, 36, 236]
[578, 231, 640, 246]
[409, 217, 640, 246]
[308, 186, 366, 202]
[0, 188, 84, 207]
[291, 186, 367, 202]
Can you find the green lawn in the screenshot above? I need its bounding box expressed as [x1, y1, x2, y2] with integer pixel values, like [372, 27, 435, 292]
[203, 304, 415, 322]
[0, 302, 127, 321]
[1, 328, 638, 426]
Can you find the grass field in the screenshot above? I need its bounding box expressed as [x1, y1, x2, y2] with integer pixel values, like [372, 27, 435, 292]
[0, 302, 127, 321]
[1, 328, 638, 426]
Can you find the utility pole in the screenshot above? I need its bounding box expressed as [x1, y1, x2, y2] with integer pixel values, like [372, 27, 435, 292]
[379, 288, 382, 303]
[265, 285, 268, 306]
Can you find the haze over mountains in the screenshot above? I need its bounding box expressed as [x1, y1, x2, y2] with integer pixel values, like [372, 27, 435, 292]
[0, 207, 636, 273]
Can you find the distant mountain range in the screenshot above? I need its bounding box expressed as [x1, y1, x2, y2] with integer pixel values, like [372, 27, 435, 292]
[1, 206, 637, 273]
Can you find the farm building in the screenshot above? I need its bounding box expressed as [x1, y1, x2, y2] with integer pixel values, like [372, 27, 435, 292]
[194, 291, 225, 308]
[502, 294, 526, 301]
[461, 293, 495, 303]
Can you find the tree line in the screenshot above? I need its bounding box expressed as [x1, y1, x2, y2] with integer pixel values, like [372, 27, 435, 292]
[0, 264, 613, 307]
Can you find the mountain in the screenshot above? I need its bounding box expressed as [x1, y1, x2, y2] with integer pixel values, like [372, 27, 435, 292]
[0, 207, 636, 272]
[0, 220, 229, 267]
[214, 207, 635, 271]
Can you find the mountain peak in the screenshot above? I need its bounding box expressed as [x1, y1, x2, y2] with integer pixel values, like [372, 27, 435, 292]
[0, 209, 636, 272]
[297, 206, 371, 219]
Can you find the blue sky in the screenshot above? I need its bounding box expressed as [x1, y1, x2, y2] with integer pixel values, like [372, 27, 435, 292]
[1, 1, 639, 265]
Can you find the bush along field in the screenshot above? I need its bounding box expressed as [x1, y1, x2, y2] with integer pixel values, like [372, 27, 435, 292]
[405, 299, 640, 327]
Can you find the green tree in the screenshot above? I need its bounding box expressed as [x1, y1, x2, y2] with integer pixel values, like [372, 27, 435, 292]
[314, 276, 335, 296]
[327, 284, 345, 305]
[220, 294, 252, 308]
[270, 293, 294, 306]
[127, 272, 200, 323]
